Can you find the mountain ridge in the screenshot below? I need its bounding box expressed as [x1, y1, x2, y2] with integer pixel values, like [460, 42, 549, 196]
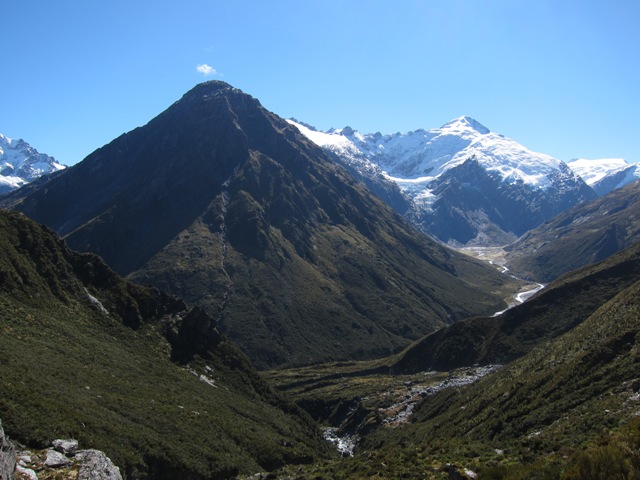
[392, 240, 640, 374]
[290, 116, 597, 246]
[1, 81, 520, 369]
[567, 156, 640, 196]
[505, 179, 640, 282]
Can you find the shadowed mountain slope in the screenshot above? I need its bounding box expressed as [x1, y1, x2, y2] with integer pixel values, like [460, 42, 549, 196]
[0, 81, 519, 368]
[392, 241, 640, 374]
[505, 180, 640, 283]
[263, 242, 640, 478]
[362, 274, 640, 479]
[0, 209, 331, 479]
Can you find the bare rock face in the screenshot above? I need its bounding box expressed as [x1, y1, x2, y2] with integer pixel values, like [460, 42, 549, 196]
[10, 437, 122, 480]
[0, 419, 16, 480]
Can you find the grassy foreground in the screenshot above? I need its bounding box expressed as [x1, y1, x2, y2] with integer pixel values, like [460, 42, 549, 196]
[0, 209, 332, 479]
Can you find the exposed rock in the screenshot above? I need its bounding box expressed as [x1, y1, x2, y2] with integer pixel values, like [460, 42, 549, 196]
[45, 448, 73, 468]
[15, 464, 38, 480]
[0, 418, 16, 480]
[76, 449, 123, 480]
[12, 443, 122, 480]
[52, 438, 79, 455]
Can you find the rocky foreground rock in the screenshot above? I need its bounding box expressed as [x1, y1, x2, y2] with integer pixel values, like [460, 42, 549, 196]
[1, 419, 16, 480]
[1, 418, 121, 480]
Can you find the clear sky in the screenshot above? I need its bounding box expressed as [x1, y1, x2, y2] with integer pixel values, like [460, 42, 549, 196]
[2, 0, 639, 166]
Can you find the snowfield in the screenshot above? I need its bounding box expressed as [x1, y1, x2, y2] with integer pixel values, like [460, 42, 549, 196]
[289, 116, 580, 191]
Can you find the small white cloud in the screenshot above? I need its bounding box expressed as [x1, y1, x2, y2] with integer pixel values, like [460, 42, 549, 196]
[196, 64, 217, 76]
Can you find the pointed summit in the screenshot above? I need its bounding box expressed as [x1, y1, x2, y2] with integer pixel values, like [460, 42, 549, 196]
[178, 80, 240, 102]
[2, 82, 513, 368]
[440, 116, 490, 134]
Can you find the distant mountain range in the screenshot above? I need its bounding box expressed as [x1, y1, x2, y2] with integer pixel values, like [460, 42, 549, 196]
[0, 81, 518, 369]
[5, 113, 637, 251]
[2, 81, 638, 367]
[567, 157, 640, 196]
[0, 133, 64, 193]
[290, 117, 638, 247]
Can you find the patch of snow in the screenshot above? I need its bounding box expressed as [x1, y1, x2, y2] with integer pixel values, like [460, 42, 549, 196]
[465, 468, 478, 479]
[84, 288, 109, 315]
[198, 374, 217, 388]
[568, 158, 633, 185]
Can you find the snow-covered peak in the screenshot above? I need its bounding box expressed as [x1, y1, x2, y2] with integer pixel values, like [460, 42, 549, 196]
[440, 116, 490, 135]
[0, 132, 65, 193]
[290, 116, 574, 190]
[290, 116, 597, 247]
[287, 119, 364, 159]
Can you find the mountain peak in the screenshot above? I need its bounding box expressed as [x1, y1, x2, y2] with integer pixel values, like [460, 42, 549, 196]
[441, 116, 490, 134]
[187, 80, 234, 95]
[175, 81, 247, 106]
[0, 132, 65, 194]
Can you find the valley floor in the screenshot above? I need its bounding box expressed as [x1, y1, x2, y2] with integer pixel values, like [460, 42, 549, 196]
[264, 361, 500, 456]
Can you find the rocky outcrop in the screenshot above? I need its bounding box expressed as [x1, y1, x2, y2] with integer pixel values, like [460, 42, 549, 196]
[0, 419, 16, 480]
[75, 450, 123, 480]
[14, 439, 122, 480]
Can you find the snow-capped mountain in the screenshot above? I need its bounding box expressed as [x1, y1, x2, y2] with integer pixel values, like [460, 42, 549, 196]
[290, 116, 597, 246]
[567, 157, 640, 196]
[0, 133, 65, 193]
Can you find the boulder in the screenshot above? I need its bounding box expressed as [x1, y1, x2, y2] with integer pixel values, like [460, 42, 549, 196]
[45, 448, 72, 468]
[52, 438, 79, 455]
[76, 449, 123, 480]
[16, 464, 38, 480]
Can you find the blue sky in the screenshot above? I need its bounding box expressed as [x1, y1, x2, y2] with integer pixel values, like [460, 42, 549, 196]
[2, 1, 639, 166]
